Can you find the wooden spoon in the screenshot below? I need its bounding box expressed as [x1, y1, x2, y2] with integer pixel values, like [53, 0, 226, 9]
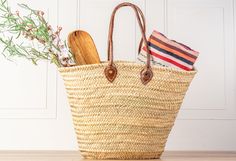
[68, 30, 100, 65]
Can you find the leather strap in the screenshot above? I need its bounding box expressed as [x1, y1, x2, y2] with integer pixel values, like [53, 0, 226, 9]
[107, 4, 146, 60]
[104, 2, 153, 85]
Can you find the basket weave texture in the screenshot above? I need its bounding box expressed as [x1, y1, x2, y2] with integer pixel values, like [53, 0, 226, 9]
[59, 61, 196, 159]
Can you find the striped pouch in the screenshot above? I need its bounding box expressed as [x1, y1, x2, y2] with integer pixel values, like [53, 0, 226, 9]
[138, 30, 199, 71]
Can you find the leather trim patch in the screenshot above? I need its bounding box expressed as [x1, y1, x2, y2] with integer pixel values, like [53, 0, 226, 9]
[140, 68, 153, 85]
[104, 65, 117, 83]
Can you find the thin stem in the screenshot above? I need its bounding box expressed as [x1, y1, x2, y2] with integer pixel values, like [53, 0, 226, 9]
[0, 0, 75, 67]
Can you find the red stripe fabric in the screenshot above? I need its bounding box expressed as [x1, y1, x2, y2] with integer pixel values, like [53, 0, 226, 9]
[138, 30, 199, 71]
[143, 47, 191, 71]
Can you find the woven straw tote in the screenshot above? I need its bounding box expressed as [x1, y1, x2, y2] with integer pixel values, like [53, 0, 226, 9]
[59, 2, 197, 160]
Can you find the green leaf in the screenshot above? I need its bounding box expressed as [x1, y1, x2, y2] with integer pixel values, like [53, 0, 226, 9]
[1, 0, 7, 6]
[15, 31, 21, 39]
[31, 58, 37, 65]
[2, 44, 8, 54]
[0, 7, 7, 12]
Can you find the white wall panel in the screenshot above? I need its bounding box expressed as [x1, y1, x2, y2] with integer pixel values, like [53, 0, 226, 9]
[164, 0, 236, 151]
[166, 0, 236, 120]
[0, 0, 58, 119]
[145, 0, 165, 34]
[0, 0, 77, 150]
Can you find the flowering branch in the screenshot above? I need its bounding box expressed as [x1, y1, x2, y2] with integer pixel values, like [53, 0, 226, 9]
[0, 0, 75, 67]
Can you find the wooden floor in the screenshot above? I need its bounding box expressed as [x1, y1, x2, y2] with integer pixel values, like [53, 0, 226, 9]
[0, 151, 235, 161]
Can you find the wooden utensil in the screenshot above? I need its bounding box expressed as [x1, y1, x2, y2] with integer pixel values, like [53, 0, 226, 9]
[68, 30, 100, 65]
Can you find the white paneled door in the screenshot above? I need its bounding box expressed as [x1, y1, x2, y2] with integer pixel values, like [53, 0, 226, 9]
[0, 0, 235, 151]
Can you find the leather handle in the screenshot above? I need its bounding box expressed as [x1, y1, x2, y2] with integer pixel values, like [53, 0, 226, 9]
[104, 2, 153, 85]
[107, 4, 146, 60]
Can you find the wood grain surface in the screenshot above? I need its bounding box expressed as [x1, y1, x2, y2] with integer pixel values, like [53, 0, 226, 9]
[0, 151, 235, 161]
[68, 30, 100, 65]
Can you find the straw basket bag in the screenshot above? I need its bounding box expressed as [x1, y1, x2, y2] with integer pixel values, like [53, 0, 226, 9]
[59, 2, 197, 159]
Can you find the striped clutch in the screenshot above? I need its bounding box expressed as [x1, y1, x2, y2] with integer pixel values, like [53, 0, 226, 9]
[138, 30, 199, 71]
